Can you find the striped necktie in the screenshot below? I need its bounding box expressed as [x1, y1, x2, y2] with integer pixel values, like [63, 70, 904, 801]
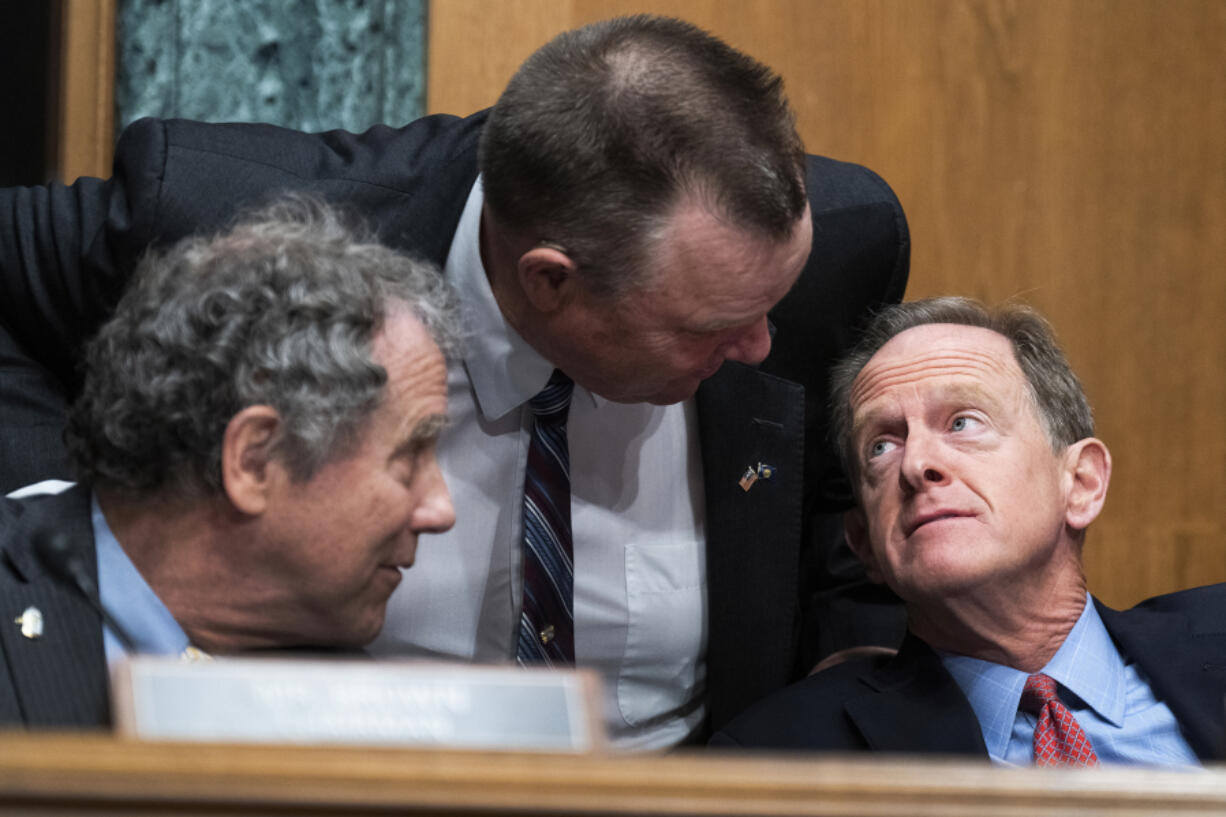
[1021, 673, 1099, 766]
[516, 369, 575, 665]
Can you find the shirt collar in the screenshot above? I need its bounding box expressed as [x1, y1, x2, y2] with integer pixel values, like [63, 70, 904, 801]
[940, 593, 1126, 759]
[94, 493, 190, 661]
[1042, 593, 1126, 726]
[445, 176, 598, 419]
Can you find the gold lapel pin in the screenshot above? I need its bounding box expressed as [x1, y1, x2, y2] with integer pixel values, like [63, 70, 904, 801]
[15, 606, 43, 640]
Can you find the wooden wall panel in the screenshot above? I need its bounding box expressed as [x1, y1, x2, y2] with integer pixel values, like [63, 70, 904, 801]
[428, 0, 1226, 608]
[55, 0, 116, 182]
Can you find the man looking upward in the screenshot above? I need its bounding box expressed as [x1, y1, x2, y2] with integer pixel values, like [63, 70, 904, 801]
[714, 298, 1224, 765]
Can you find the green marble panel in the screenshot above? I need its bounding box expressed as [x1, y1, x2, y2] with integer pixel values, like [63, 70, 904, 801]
[116, 0, 426, 135]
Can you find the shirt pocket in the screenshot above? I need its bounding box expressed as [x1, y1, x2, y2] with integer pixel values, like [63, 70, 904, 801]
[616, 540, 707, 727]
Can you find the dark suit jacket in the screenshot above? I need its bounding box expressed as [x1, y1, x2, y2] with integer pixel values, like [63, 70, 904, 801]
[0, 111, 910, 732]
[0, 485, 110, 727]
[712, 589, 1226, 761]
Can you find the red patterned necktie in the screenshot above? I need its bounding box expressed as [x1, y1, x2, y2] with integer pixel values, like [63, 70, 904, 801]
[1020, 673, 1099, 767]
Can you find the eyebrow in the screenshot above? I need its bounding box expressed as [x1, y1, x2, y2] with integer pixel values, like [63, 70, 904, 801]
[412, 413, 450, 439]
[394, 413, 450, 457]
[851, 382, 1008, 442]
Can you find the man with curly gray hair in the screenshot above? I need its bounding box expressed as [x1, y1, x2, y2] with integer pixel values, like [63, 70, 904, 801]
[0, 197, 459, 728]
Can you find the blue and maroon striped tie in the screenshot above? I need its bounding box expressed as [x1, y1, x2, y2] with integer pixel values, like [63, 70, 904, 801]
[517, 369, 576, 665]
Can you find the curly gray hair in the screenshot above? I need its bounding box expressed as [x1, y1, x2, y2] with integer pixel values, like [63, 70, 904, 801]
[829, 297, 1094, 484]
[65, 195, 462, 497]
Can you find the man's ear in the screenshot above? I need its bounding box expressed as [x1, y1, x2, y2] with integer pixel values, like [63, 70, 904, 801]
[1063, 437, 1112, 531]
[220, 405, 283, 516]
[844, 507, 884, 583]
[517, 245, 578, 314]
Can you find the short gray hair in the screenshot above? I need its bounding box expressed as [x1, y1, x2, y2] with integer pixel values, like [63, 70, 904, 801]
[479, 14, 807, 297]
[65, 195, 462, 497]
[829, 297, 1094, 480]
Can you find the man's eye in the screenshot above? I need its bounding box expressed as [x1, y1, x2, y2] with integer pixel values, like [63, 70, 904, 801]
[951, 415, 980, 432]
[869, 439, 896, 458]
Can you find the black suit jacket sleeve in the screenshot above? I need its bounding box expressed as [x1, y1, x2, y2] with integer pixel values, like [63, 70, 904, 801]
[0, 173, 142, 493]
[0, 113, 484, 491]
[0, 114, 484, 388]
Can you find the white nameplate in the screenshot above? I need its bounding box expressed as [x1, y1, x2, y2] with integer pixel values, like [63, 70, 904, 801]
[111, 656, 604, 753]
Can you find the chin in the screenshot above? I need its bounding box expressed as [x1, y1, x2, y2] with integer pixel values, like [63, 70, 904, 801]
[602, 387, 692, 406]
[348, 619, 385, 648]
[645, 391, 694, 406]
[647, 378, 704, 405]
[334, 604, 389, 648]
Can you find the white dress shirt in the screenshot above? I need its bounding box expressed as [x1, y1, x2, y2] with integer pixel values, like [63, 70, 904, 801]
[370, 178, 709, 749]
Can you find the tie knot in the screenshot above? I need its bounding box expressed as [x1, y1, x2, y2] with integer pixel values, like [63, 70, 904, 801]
[530, 370, 574, 420]
[1020, 673, 1060, 714]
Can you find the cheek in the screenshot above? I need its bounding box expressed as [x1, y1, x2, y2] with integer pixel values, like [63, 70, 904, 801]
[329, 486, 397, 552]
[1001, 458, 1060, 510]
[862, 491, 898, 536]
[671, 335, 724, 368]
[374, 480, 422, 533]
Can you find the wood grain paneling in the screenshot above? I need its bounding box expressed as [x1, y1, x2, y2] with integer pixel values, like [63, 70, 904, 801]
[428, 0, 1226, 608]
[5, 732, 1226, 815]
[55, 0, 116, 182]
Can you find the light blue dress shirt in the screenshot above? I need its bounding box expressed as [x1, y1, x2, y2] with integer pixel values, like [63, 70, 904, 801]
[940, 594, 1199, 766]
[93, 494, 190, 663]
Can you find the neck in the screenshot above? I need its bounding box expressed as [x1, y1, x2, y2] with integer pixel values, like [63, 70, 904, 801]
[907, 550, 1089, 672]
[479, 205, 533, 338]
[96, 488, 271, 654]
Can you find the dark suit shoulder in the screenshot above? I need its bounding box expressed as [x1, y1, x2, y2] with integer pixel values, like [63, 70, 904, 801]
[112, 111, 487, 267]
[0, 483, 109, 728]
[1099, 584, 1226, 640]
[805, 154, 905, 214]
[0, 485, 92, 578]
[128, 111, 485, 193]
[1128, 583, 1226, 616]
[710, 656, 884, 751]
[1096, 586, 1226, 761]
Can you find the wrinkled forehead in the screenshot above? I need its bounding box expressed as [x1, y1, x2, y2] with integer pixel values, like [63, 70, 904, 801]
[849, 324, 1024, 416]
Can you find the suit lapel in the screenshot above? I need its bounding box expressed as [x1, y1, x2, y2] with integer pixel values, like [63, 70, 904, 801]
[842, 600, 1226, 761]
[845, 633, 989, 756]
[1098, 598, 1226, 761]
[0, 485, 110, 727]
[696, 361, 805, 728]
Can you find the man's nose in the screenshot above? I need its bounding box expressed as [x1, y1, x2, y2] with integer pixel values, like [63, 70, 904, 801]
[899, 432, 950, 492]
[721, 317, 773, 366]
[413, 459, 456, 534]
